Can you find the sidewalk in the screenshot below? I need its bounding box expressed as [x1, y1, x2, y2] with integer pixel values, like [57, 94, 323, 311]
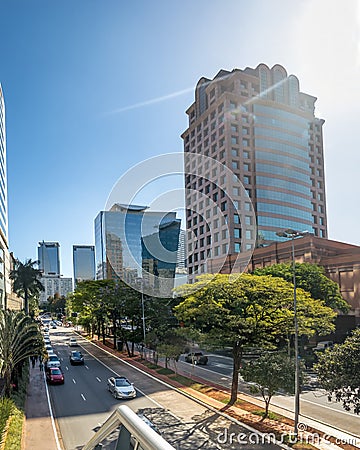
[22, 363, 60, 450]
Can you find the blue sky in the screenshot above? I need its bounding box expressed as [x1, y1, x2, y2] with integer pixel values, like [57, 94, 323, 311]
[1, 0, 360, 278]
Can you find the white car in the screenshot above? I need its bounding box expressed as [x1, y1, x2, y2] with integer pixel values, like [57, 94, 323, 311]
[45, 354, 61, 368]
[107, 377, 136, 399]
[69, 338, 78, 347]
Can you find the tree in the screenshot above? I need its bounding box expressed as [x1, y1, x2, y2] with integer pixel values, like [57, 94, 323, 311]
[0, 310, 43, 395]
[314, 328, 360, 414]
[241, 353, 302, 419]
[175, 273, 335, 405]
[10, 258, 44, 315]
[253, 263, 349, 313]
[156, 329, 188, 371]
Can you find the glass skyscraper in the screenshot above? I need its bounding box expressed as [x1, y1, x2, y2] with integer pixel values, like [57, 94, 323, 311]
[73, 245, 95, 286]
[38, 241, 60, 276]
[95, 204, 181, 297]
[182, 64, 327, 278]
[0, 84, 8, 242]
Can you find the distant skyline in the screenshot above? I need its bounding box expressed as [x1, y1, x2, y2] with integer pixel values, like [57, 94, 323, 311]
[1, 0, 360, 278]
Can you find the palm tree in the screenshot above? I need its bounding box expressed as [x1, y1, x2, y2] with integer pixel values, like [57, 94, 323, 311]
[0, 310, 43, 395]
[10, 258, 44, 315]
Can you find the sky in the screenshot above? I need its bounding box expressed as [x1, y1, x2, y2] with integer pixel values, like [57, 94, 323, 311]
[1, 0, 360, 278]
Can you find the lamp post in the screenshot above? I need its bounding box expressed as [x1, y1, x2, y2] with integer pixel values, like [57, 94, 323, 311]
[275, 228, 310, 437]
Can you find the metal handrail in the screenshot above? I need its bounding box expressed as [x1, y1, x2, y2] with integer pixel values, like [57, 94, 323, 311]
[82, 404, 175, 450]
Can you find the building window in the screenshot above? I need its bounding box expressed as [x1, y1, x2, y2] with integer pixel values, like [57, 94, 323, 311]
[234, 228, 241, 239]
[231, 136, 238, 145]
[232, 161, 239, 170]
[234, 243, 241, 253]
[242, 139, 249, 147]
[243, 150, 250, 158]
[231, 148, 238, 157]
[234, 214, 240, 224]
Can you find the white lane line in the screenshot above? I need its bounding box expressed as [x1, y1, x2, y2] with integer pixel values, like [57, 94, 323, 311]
[85, 365, 89, 370]
[96, 377, 101, 382]
[65, 366, 69, 371]
[72, 379, 76, 384]
[81, 394, 86, 401]
[43, 371, 63, 450]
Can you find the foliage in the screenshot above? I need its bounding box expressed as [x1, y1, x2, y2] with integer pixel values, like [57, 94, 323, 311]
[10, 259, 44, 315]
[0, 398, 13, 439]
[175, 273, 335, 404]
[2, 405, 23, 450]
[156, 329, 188, 370]
[314, 328, 360, 414]
[0, 310, 42, 396]
[253, 263, 349, 313]
[241, 353, 299, 419]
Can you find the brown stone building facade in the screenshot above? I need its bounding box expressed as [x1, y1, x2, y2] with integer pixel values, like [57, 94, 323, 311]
[246, 235, 360, 337]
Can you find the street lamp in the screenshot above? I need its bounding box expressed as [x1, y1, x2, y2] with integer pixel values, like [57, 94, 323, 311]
[275, 228, 310, 437]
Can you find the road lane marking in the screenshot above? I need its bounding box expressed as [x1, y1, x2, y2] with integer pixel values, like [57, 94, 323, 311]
[85, 365, 89, 369]
[96, 377, 101, 382]
[65, 366, 69, 371]
[72, 379, 76, 384]
[81, 394, 86, 401]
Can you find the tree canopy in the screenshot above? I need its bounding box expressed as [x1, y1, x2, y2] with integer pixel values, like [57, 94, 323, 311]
[241, 353, 300, 419]
[10, 258, 44, 315]
[314, 328, 360, 414]
[175, 273, 336, 404]
[0, 310, 43, 395]
[253, 262, 349, 313]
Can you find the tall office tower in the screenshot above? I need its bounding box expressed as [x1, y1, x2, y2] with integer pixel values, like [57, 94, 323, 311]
[0, 85, 14, 309]
[38, 241, 60, 276]
[95, 204, 181, 297]
[73, 245, 95, 286]
[182, 64, 327, 279]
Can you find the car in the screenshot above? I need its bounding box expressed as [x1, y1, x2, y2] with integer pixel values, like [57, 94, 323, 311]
[46, 367, 64, 384]
[107, 376, 136, 399]
[69, 351, 84, 365]
[45, 354, 61, 368]
[47, 349, 55, 357]
[45, 344, 53, 352]
[69, 337, 78, 346]
[184, 352, 208, 365]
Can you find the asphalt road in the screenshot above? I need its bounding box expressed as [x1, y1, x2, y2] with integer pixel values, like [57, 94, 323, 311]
[46, 328, 282, 450]
[174, 351, 360, 438]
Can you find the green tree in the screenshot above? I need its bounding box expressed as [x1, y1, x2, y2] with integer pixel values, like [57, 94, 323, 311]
[175, 273, 335, 405]
[241, 353, 301, 419]
[10, 258, 44, 315]
[314, 328, 360, 414]
[0, 310, 43, 395]
[253, 263, 349, 312]
[156, 329, 188, 371]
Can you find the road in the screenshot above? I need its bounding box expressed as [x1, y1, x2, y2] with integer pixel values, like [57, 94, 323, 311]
[47, 328, 282, 450]
[172, 351, 360, 439]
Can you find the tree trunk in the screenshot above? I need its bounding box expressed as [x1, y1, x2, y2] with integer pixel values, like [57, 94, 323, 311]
[24, 290, 29, 315]
[102, 320, 105, 345]
[229, 342, 243, 405]
[113, 317, 117, 350]
[263, 398, 271, 420]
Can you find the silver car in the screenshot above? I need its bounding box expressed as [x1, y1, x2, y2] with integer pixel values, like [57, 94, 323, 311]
[107, 376, 136, 399]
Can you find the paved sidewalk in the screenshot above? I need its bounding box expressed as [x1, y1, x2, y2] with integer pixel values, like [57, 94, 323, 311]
[22, 363, 60, 450]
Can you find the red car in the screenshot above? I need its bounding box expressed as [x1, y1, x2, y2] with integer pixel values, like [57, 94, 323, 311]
[46, 367, 64, 384]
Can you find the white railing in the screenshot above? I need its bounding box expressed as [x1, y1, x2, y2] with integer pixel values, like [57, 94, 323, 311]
[82, 404, 175, 450]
